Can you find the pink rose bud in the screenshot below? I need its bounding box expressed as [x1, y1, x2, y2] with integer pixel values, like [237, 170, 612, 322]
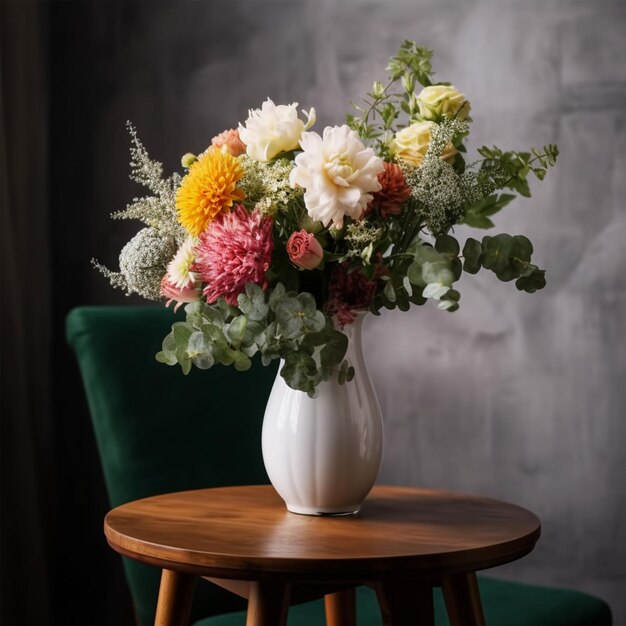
[160, 275, 201, 312]
[286, 230, 324, 270]
[211, 128, 246, 157]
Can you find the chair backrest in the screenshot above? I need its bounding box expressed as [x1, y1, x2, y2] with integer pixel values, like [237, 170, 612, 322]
[66, 306, 277, 625]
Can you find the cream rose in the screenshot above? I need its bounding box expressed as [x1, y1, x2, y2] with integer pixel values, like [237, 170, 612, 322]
[238, 99, 316, 162]
[290, 125, 384, 228]
[390, 121, 457, 167]
[417, 85, 471, 121]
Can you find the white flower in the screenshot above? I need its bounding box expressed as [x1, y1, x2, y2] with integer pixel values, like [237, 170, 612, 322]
[166, 236, 199, 288]
[238, 99, 316, 162]
[289, 125, 384, 228]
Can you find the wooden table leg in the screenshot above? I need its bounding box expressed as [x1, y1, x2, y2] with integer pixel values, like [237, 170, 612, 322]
[154, 569, 196, 626]
[375, 580, 434, 626]
[442, 572, 485, 626]
[325, 588, 356, 626]
[246, 581, 291, 626]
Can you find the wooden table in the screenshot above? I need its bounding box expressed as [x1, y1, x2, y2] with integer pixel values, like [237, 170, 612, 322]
[104, 485, 540, 626]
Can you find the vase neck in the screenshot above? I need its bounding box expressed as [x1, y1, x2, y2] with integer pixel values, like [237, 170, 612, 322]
[340, 312, 367, 361]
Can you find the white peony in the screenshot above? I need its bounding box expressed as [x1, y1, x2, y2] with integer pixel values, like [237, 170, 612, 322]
[289, 125, 384, 228]
[238, 99, 316, 162]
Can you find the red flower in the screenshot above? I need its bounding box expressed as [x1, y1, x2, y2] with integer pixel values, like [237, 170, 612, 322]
[325, 261, 383, 326]
[368, 161, 411, 218]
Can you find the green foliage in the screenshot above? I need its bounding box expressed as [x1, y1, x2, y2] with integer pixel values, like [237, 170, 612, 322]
[477, 144, 559, 197]
[155, 284, 349, 397]
[346, 40, 435, 156]
[460, 234, 547, 293]
[386, 41, 434, 86]
[462, 238, 482, 274]
[461, 194, 516, 229]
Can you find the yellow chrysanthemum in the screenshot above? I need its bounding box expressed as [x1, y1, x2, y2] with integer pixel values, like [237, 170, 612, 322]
[176, 147, 245, 236]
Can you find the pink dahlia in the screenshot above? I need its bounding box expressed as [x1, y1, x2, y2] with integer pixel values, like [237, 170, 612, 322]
[195, 205, 274, 305]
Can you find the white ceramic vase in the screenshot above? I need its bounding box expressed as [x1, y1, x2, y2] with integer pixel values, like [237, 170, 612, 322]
[262, 313, 383, 515]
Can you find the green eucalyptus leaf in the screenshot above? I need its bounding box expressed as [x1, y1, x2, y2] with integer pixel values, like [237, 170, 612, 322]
[462, 238, 482, 274]
[161, 332, 177, 354]
[402, 275, 413, 297]
[480, 234, 537, 281]
[188, 331, 210, 357]
[435, 234, 460, 256]
[443, 289, 461, 302]
[269, 283, 286, 312]
[155, 350, 177, 366]
[338, 363, 347, 385]
[319, 330, 349, 369]
[407, 261, 426, 286]
[450, 258, 463, 281]
[516, 268, 546, 293]
[421, 262, 454, 287]
[172, 322, 193, 346]
[409, 290, 427, 306]
[225, 315, 248, 348]
[281, 352, 318, 394]
[275, 292, 323, 338]
[237, 283, 269, 321]
[232, 351, 252, 372]
[191, 352, 215, 370]
[383, 281, 396, 302]
[396, 293, 411, 311]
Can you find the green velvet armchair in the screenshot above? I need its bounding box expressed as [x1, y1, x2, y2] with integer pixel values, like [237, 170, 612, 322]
[67, 306, 612, 626]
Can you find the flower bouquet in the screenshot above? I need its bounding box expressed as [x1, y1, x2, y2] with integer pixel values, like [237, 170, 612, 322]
[94, 41, 558, 397]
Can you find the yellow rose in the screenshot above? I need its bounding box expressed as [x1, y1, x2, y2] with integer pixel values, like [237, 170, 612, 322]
[417, 85, 471, 121]
[390, 121, 457, 167]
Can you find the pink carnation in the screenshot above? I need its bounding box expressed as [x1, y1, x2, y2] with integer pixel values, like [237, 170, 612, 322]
[195, 205, 274, 305]
[286, 230, 323, 270]
[211, 128, 246, 157]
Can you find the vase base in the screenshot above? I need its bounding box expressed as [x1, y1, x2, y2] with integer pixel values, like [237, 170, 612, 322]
[286, 504, 361, 516]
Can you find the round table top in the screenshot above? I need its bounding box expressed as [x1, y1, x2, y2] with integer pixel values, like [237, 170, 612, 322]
[104, 485, 540, 581]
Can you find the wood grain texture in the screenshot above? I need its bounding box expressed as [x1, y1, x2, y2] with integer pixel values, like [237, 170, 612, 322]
[105, 485, 540, 581]
[324, 588, 356, 626]
[442, 572, 486, 626]
[153, 569, 195, 626]
[245, 581, 290, 626]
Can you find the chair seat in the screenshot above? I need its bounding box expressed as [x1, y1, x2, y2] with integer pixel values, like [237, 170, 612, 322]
[194, 576, 612, 626]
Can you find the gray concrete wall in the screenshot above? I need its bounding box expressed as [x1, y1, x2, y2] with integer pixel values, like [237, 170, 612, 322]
[88, 0, 625, 620]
